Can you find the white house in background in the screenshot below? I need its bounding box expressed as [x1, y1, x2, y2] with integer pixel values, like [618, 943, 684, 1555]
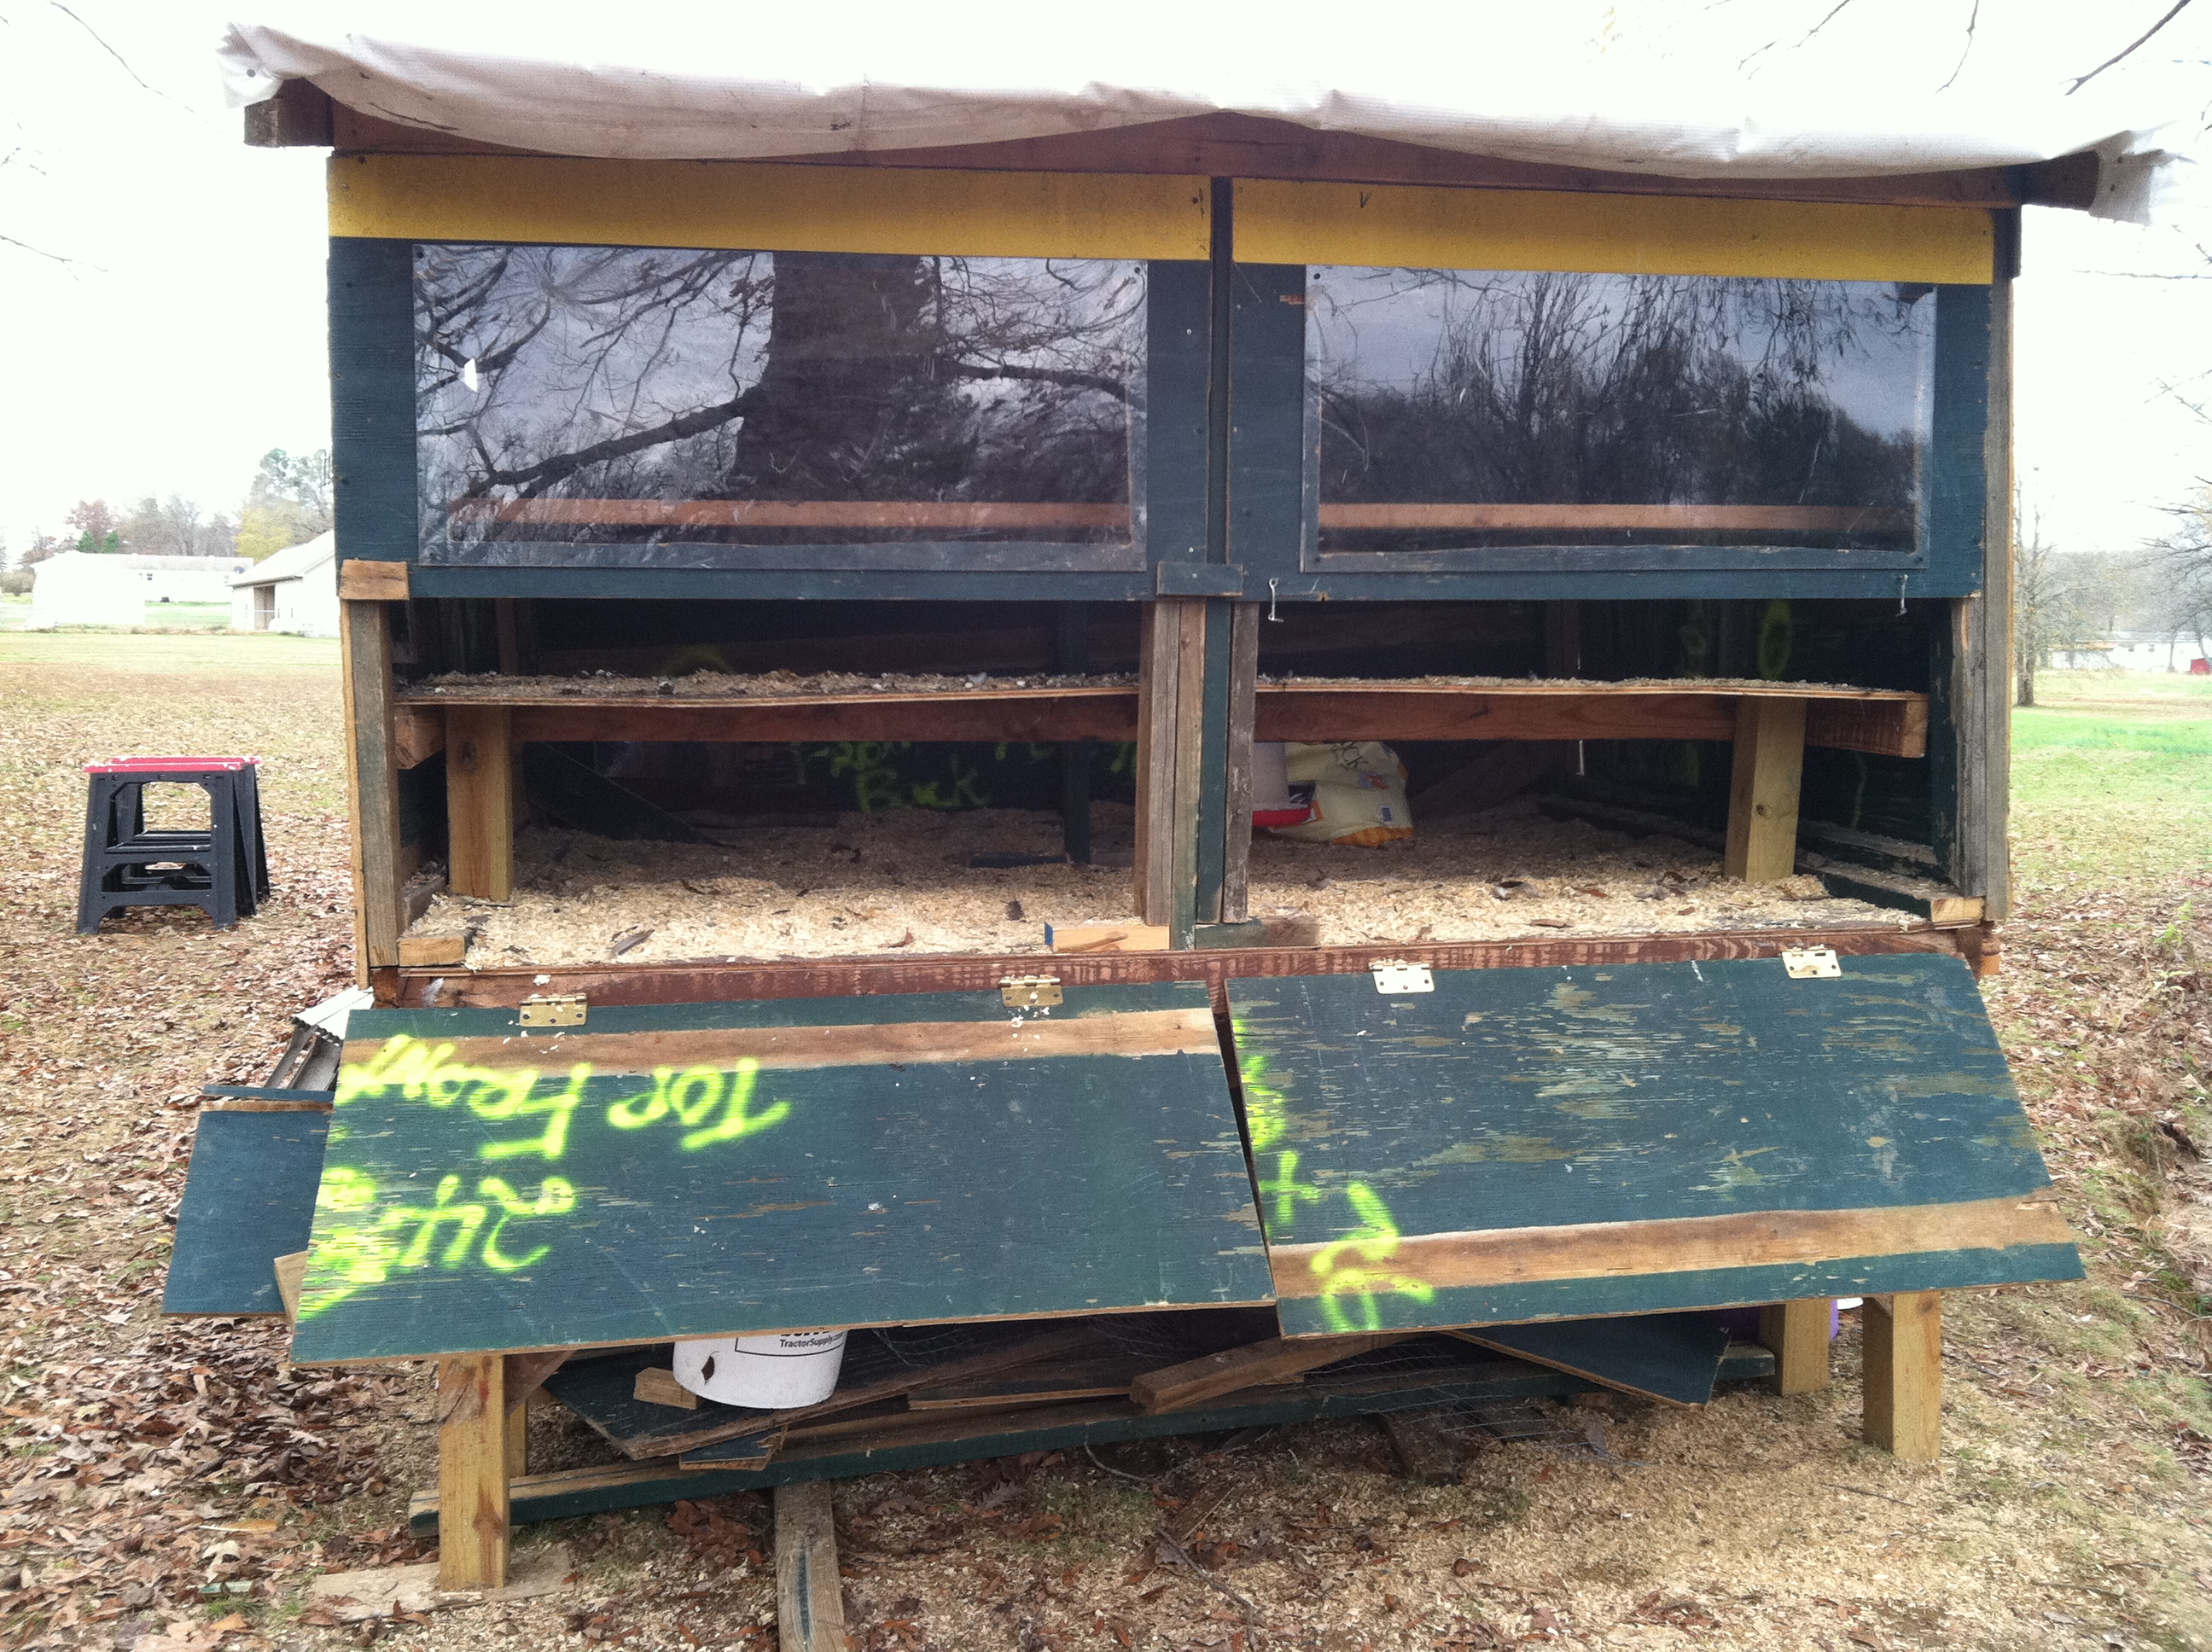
[26, 552, 146, 629]
[229, 532, 338, 637]
[136, 556, 253, 604]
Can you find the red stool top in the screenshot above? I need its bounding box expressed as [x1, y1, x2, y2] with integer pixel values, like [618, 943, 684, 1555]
[84, 757, 261, 774]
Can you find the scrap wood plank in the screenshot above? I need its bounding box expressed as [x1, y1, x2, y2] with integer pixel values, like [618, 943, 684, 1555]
[1229, 953, 2081, 1338]
[416, 1353, 1610, 1534]
[775, 1481, 846, 1652]
[294, 983, 1272, 1364]
[544, 1323, 1103, 1460]
[1131, 1333, 1415, 1414]
[1379, 1407, 1467, 1485]
[1442, 1313, 1732, 1407]
[164, 1109, 329, 1318]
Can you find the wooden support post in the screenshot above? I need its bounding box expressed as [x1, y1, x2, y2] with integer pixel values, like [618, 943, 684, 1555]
[773, 1480, 846, 1652]
[445, 706, 515, 901]
[340, 602, 405, 980]
[436, 1355, 509, 1590]
[1862, 1292, 1943, 1460]
[1135, 600, 1208, 941]
[1219, 602, 1260, 923]
[1723, 695, 1807, 884]
[1758, 1299, 1832, 1395]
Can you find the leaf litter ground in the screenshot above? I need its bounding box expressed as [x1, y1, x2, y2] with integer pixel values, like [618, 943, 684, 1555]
[1, 643, 2207, 1652]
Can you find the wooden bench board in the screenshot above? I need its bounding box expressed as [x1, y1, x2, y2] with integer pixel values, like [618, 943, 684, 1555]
[165, 1110, 330, 1318]
[288, 982, 1273, 1364]
[1227, 952, 2081, 1336]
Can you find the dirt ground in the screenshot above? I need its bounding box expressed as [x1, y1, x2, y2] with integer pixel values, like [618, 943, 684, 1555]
[2, 637, 2208, 1652]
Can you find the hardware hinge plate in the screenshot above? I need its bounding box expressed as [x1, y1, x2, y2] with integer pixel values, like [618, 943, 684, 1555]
[999, 974, 1064, 1009]
[517, 993, 588, 1027]
[1781, 946, 1842, 980]
[1371, 959, 1435, 994]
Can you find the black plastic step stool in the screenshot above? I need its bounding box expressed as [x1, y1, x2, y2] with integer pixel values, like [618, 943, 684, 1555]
[77, 757, 269, 934]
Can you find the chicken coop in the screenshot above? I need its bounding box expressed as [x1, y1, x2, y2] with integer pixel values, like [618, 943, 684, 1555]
[162, 21, 2161, 1590]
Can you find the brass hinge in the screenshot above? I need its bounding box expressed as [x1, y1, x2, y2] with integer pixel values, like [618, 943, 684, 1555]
[517, 993, 588, 1027]
[1780, 947, 1842, 980]
[999, 974, 1063, 1009]
[1371, 959, 1434, 994]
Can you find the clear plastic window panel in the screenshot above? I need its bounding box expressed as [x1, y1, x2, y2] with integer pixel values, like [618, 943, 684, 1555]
[1305, 268, 1935, 554]
[416, 246, 1146, 557]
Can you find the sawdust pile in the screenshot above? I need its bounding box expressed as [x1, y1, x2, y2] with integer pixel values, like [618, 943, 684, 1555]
[405, 800, 1901, 967]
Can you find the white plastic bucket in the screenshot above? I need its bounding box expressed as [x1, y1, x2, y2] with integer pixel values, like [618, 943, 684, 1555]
[672, 1329, 847, 1408]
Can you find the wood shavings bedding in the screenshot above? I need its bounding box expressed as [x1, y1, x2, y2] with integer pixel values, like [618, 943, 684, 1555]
[405, 799, 1901, 967]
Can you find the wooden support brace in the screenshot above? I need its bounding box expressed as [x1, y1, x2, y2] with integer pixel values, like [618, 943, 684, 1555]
[436, 1355, 509, 1590]
[1135, 600, 1208, 939]
[773, 1480, 846, 1652]
[1758, 1299, 1832, 1395]
[1724, 695, 1807, 884]
[1861, 1291, 1943, 1460]
[445, 706, 515, 901]
[340, 602, 405, 979]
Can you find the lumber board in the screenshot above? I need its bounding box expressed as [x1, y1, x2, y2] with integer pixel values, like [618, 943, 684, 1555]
[381, 922, 1976, 1010]
[905, 1352, 1173, 1410]
[1759, 1299, 1833, 1395]
[164, 1110, 329, 1318]
[436, 1355, 508, 1589]
[503, 1350, 570, 1416]
[392, 705, 445, 770]
[1379, 1406, 1467, 1484]
[1444, 1312, 1732, 1407]
[1131, 1333, 1412, 1413]
[1227, 953, 2080, 1336]
[1136, 600, 1207, 935]
[451, 498, 1130, 532]
[1315, 503, 1911, 532]
[774, 1482, 846, 1652]
[444, 704, 514, 901]
[633, 1367, 699, 1410]
[399, 934, 469, 967]
[1220, 602, 1260, 923]
[1862, 1291, 1944, 1458]
[546, 1324, 1103, 1460]
[390, 678, 1926, 757]
[272, 1251, 307, 1319]
[1046, 922, 1172, 954]
[299, 983, 1271, 1364]
[341, 601, 405, 976]
[1723, 695, 1807, 884]
[364, 1004, 1219, 1077]
[339, 558, 410, 601]
[1814, 864, 1984, 925]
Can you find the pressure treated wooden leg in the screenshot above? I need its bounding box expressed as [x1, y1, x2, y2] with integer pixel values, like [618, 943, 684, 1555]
[1758, 1299, 1832, 1394]
[1862, 1291, 1943, 1459]
[340, 601, 405, 980]
[774, 1480, 846, 1652]
[1723, 695, 1807, 884]
[1134, 600, 1207, 939]
[445, 705, 515, 901]
[437, 1355, 509, 1590]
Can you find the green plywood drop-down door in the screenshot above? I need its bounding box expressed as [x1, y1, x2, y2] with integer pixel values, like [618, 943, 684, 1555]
[1227, 953, 2081, 1337]
[290, 983, 1274, 1364]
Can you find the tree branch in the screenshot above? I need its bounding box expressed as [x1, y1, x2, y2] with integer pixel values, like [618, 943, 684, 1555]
[2069, 0, 2196, 92]
[458, 388, 758, 500]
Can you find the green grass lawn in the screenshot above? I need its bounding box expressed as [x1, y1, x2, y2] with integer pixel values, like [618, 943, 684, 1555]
[0, 628, 339, 672]
[0, 599, 252, 633]
[2010, 670, 2212, 884]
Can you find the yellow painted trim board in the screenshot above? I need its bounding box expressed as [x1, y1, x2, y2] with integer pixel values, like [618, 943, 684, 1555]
[329, 154, 1210, 261]
[1237, 179, 1993, 284]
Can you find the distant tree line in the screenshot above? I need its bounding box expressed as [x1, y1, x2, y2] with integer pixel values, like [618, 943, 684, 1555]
[9, 448, 333, 577]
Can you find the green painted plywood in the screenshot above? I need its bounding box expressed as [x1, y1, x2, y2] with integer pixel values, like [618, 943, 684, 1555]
[291, 983, 1272, 1364]
[164, 1110, 329, 1318]
[1228, 953, 2080, 1335]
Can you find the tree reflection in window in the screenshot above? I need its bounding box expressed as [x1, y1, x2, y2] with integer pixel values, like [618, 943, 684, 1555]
[416, 246, 1145, 550]
[1306, 269, 1933, 553]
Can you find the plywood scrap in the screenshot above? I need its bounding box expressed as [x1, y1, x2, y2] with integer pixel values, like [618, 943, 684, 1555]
[633, 1367, 699, 1410]
[1444, 1313, 1732, 1408]
[1131, 1333, 1416, 1414]
[398, 934, 469, 967]
[271, 1250, 307, 1320]
[1046, 920, 1171, 953]
[306, 1543, 573, 1622]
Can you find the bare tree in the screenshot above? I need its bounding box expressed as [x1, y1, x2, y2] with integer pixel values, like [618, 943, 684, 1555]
[2013, 499, 2101, 705]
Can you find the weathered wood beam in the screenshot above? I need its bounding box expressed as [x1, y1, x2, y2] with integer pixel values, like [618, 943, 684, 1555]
[1723, 695, 1807, 884]
[1758, 1299, 1833, 1395]
[436, 1355, 509, 1589]
[1861, 1291, 1943, 1459]
[1131, 1333, 1412, 1414]
[1135, 600, 1208, 939]
[445, 706, 515, 901]
[773, 1482, 847, 1652]
[340, 602, 405, 977]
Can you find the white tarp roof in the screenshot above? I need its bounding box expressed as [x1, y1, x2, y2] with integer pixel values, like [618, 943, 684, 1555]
[218, 3, 2194, 224]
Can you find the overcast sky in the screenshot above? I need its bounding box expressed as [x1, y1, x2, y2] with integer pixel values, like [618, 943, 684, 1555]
[2, 1, 2208, 562]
